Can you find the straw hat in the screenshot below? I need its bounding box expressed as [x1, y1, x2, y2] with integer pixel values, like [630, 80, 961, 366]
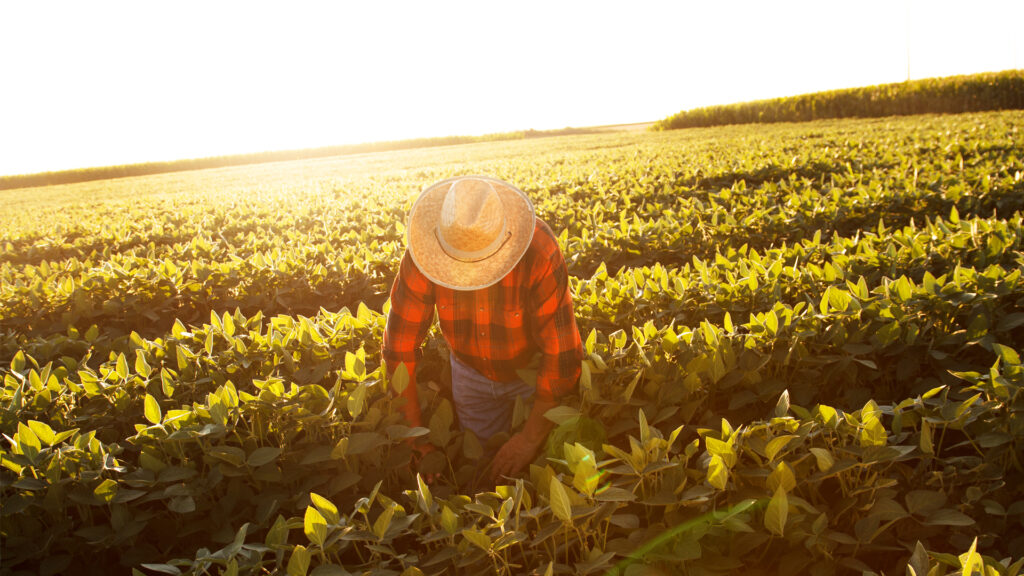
[407, 176, 535, 290]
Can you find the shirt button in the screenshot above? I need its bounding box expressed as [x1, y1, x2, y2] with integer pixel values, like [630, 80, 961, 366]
[480, 332, 485, 336]
[479, 307, 484, 311]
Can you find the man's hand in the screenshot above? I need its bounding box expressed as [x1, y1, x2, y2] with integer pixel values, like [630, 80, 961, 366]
[489, 432, 543, 483]
[487, 395, 559, 484]
[410, 442, 442, 484]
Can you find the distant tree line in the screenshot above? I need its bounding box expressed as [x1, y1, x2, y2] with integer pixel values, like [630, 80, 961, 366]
[653, 70, 1024, 131]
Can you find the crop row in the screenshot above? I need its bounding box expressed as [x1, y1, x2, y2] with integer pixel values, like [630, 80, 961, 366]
[4, 243, 1023, 573]
[3, 110, 1023, 575]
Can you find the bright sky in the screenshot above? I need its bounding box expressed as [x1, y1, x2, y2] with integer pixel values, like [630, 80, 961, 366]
[1, 1, 1020, 176]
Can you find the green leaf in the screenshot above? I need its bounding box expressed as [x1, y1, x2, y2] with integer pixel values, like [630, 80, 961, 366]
[144, 393, 162, 425]
[16, 422, 41, 453]
[167, 496, 196, 514]
[549, 479, 573, 524]
[905, 490, 946, 515]
[373, 506, 394, 540]
[594, 487, 637, 502]
[908, 541, 929, 576]
[808, 447, 835, 472]
[208, 446, 247, 467]
[992, 343, 1020, 365]
[94, 478, 118, 503]
[27, 420, 56, 447]
[416, 474, 433, 512]
[860, 416, 887, 447]
[544, 406, 581, 425]
[958, 537, 983, 575]
[817, 404, 839, 427]
[247, 446, 281, 468]
[115, 353, 129, 380]
[390, 362, 409, 395]
[765, 435, 797, 462]
[428, 399, 454, 446]
[440, 506, 458, 534]
[11, 350, 26, 373]
[222, 311, 235, 337]
[266, 515, 289, 548]
[345, 432, 385, 456]
[764, 487, 788, 536]
[304, 506, 327, 546]
[347, 383, 367, 419]
[924, 509, 976, 526]
[920, 420, 934, 455]
[461, 529, 491, 552]
[773, 389, 790, 418]
[764, 309, 779, 335]
[287, 545, 311, 576]
[135, 351, 152, 378]
[310, 493, 340, 524]
[140, 564, 183, 575]
[767, 461, 796, 493]
[707, 454, 728, 490]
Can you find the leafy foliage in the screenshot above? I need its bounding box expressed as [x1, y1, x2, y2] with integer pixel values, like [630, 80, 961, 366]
[654, 70, 1024, 130]
[2, 110, 1023, 575]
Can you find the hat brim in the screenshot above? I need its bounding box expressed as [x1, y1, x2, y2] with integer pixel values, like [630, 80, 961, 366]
[407, 176, 535, 290]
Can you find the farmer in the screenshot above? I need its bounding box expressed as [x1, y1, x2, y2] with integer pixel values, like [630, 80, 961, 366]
[382, 175, 583, 483]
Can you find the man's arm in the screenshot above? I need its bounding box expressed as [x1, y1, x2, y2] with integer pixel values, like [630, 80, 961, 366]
[382, 250, 436, 427]
[488, 395, 558, 481]
[490, 223, 583, 481]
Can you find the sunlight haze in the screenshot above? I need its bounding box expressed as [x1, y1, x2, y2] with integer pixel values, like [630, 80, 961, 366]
[1, 0, 1020, 176]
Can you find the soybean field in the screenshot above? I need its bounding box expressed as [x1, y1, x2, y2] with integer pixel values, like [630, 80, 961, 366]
[2, 110, 1023, 576]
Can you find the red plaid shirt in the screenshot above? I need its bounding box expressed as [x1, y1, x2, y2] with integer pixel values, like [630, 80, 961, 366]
[383, 218, 582, 421]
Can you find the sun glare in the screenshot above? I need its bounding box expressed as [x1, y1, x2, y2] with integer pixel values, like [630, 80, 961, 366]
[0, 0, 1020, 176]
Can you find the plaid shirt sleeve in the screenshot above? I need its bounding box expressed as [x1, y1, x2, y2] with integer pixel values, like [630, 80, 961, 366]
[528, 224, 583, 401]
[382, 250, 436, 422]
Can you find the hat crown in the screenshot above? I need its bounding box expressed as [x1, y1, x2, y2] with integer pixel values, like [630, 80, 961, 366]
[438, 179, 509, 261]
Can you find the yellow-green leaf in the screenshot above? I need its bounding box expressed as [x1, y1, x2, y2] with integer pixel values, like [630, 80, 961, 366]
[27, 420, 56, 447]
[808, 447, 835, 472]
[115, 353, 129, 380]
[17, 422, 41, 451]
[707, 454, 728, 490]
[764, 486, 788, 536]
[265, 515, 289, 548]
[461, 528, 491, 551]
[416, 473, 433, 512]
[144, 393, 162, 425]
[440, 505, 458, 534]
[247, 446, 282, 468]
[920, 420, 934, 455]
[95, 478, 118, 503]
[767, 461, 796, 493]
[860, 417, 887, 447]
[390, 362, 409, 395]
[549, 479, 572, 524]
[135, 351, 152, 378]
[373, 506, 394, 540]
[817, 404, 838, 427]
[765, 435, 797, 462]
[287, 545, 310, 576]
[310, 492, 339, 525]
[304, 506, 327, 546]
[958, 537, 983, 575]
